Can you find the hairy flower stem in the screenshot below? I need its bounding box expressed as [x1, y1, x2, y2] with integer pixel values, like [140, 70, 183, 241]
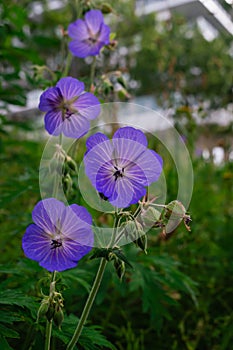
[66, 258, 107, 350]
[52, 133, 63, 198]
[44, 271, 56, 350]
[90, 56, 96, 90]
[63, 51, 73, 77]
[66, 211, 120, 350]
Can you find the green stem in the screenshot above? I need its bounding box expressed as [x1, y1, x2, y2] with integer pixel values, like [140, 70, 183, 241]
[45, 271, 56, 350]
[63, 51, 73, 77]
[52, 134, 63, 198]
[89, 56, 96, 90]
[107, 209, 120, 248]
[66, 258, 107, 350]
[45, 320, 52, 350]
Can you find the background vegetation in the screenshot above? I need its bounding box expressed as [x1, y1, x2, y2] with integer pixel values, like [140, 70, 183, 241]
[1, 0, 232, 349]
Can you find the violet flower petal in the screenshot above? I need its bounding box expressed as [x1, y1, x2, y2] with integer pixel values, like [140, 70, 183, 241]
[73, 93, 101, 120]
[68, 19, 89, 40]
[44, 110, 64, 136]
[62, 113, 90, 139]
[56, 77, 84, 99]
[85, 10, 104, 35]
[39, 87, 62, 112]
[68, 40, 92, 58]
[113, 126, 148, 147]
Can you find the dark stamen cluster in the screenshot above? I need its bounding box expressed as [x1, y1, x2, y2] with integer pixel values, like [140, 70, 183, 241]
[51, 239, 62, 249]
[113, 166, 124, 181]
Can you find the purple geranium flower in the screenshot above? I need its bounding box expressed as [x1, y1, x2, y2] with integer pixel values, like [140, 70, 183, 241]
[22, 198, 94, 272]
[84, 127, 163, 208]
[68, 10, 110, 58]
[39, 77, 100, 138]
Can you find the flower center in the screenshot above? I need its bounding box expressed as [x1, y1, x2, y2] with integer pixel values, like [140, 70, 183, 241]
[59, 96, 79, 121]
[113, 166, 124, 181]
[85, 29, 100, 46]
[51, 238, 62, 249]
[87, 36, 98, 45]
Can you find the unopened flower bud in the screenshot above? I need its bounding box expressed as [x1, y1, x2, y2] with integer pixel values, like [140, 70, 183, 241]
[117, 75, 127, 89]
[53, 304, 64, 329]
[36, 300, 49, 322]
[117, 87, 131, 101]
[63, 173, 73, 194]
[100, 3, 113, 14]
[164, 200, 191, 233]
[66, 156, 77, 173]
[135, 234, 147, 254]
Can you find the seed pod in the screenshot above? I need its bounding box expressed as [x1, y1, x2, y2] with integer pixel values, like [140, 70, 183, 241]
[53, 305, 64, 329]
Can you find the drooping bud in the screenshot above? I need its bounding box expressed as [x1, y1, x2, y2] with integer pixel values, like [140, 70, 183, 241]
[140, 207, 161, 227]
[165, 200, 186, 220]
[164, 200, 191, 234]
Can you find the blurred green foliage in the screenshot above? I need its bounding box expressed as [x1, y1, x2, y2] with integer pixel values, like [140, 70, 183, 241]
[1, 123, 232, 349]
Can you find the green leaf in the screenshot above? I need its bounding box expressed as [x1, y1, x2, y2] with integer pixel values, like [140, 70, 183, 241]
[0, 311, 22, 324]
[53, 314, 116, 350]
[0, 335, 14, 350]
[0, 324, 19, 339]
[0, 290, 38, 310]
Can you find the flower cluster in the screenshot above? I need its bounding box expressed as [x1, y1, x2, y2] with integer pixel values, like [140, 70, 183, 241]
[23, 9, 164, 273]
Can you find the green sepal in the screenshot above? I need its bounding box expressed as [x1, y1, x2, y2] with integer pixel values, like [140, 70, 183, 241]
[90, 247, 133, 268]
[134, 234, 148, 254]
[90, 248, 110, 261]
[111, 247, 133, 268]
[114, 259, 125, 280]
